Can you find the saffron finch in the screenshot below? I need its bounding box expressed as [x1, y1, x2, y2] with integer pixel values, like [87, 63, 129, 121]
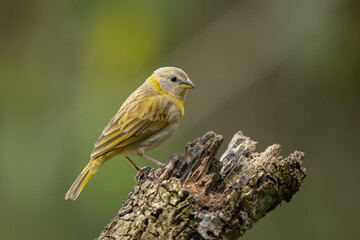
[65, 67, 195, 200]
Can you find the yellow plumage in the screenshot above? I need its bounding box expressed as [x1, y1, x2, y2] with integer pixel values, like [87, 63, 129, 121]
[65, 67, 195, 200]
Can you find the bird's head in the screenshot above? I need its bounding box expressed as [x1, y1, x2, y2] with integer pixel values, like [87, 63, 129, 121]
[153, 67, 195, 100]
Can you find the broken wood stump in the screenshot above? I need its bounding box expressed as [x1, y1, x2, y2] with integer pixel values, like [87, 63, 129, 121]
[97, 131, 306, 240]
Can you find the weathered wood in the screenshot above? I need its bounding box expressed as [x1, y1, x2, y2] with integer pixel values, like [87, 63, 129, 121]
[97, 131, 306, 240]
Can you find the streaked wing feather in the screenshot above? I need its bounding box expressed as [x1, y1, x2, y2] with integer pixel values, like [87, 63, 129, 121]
[91, 95, 173, 158]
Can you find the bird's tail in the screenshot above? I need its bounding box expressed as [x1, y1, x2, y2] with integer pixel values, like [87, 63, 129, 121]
[65, 158, 104, 200]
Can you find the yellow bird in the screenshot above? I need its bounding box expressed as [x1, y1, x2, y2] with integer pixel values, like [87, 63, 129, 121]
[65, 67, 195, 200]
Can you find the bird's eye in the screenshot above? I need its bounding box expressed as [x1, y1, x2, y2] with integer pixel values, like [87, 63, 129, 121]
[170, 76, 177, 82]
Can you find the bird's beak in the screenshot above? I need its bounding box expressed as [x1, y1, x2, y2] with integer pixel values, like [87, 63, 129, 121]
[180, 79, 196, 89]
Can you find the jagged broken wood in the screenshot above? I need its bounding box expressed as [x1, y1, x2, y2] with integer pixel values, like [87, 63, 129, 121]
[97, 131, 306, 240]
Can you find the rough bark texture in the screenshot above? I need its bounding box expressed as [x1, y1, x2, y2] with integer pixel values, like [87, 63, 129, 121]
[97, 131, 306, 240]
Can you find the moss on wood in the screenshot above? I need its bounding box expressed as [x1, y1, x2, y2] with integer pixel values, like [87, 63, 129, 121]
[98, 131, 306, 240]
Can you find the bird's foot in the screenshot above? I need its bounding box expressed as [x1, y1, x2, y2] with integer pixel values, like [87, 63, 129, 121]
[134, 166, 153, 183]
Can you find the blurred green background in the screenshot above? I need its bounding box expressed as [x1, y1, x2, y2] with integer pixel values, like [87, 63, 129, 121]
[1, 0, 359, 239]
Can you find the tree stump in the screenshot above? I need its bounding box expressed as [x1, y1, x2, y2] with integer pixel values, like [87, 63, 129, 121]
[97, 131, 306, 240]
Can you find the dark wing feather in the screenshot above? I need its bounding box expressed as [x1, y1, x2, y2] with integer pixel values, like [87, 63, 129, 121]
[90, 95, 174, 158]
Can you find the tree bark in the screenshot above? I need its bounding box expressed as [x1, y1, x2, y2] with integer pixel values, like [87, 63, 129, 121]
[97, 131, 306, 240]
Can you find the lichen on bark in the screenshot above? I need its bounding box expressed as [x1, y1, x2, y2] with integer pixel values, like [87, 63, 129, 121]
[97, 131, 306, 240]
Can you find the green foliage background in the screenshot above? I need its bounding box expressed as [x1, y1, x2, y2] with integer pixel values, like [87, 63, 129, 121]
[1, 0, 359, 239]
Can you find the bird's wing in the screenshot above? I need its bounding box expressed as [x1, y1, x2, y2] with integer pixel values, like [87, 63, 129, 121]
[90, 95, 176, 158]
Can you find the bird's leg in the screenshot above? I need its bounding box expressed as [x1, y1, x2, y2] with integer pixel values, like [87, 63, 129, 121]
[124, 156, 140, 171]
[124, 156, 148, 183]
[138, 153, 165, 167]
